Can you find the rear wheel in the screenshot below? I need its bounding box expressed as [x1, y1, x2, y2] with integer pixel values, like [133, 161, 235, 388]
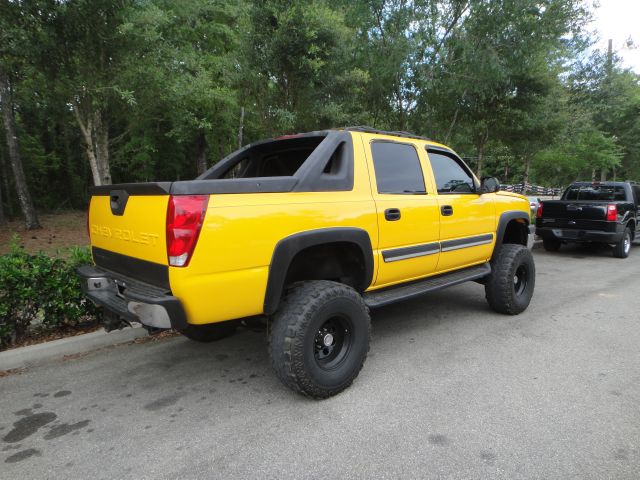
[269, 280, 371, 399]
[542, 238, 561, 252]
[485, 244, 535, 315]
[613, 228, 632, 259]
[179, 321, 237, 342]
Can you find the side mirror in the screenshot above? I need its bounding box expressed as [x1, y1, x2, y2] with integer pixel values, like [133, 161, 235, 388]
[481, 177, 500, 194]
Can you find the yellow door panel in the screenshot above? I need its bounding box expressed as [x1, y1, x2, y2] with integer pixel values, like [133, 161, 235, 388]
[373, 196, 441, 285]
[424, 149, 496, 271]
[435, 194, 495, 270]
[360, 134, 441, 287]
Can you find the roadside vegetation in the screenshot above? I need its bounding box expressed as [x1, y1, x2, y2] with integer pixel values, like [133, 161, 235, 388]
[0, 237, 99, 350]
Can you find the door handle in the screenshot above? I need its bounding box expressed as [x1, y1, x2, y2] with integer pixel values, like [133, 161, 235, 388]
[441, 205, 454, 216]
[384, 208, 401, 221]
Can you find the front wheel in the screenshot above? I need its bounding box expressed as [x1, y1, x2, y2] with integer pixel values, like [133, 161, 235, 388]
[485, 244, 536, 315]
[613, 228, 632, 258]
[269, 280, 371, 399]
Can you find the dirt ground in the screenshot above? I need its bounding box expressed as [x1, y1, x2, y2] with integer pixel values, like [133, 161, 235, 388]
[0, 211, 88, 256]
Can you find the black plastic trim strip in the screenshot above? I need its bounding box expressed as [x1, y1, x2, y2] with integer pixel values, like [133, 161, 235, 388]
[92, 247, 169, 290]
[440, 234, 494, 252]
[364, 263, 491, 308]
[382, 242, 440, 262]
[90, 182, 172, 196]
[170, 177, 298, 195]
[495, 211, 530, 250]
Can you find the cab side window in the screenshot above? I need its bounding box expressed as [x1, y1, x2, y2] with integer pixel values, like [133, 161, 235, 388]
[371, 142, 426, 194]
[427, 151, 476, 194]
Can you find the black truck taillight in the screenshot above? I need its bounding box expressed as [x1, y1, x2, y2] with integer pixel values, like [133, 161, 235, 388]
[166, 195, 209, 267]
[606, 204, 617, 222]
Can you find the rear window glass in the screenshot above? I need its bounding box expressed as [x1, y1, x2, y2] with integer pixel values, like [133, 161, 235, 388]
[563, 185, 626, 201]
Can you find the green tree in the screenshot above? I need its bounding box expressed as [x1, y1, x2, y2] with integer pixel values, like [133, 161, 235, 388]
[0, 1, 41, 229]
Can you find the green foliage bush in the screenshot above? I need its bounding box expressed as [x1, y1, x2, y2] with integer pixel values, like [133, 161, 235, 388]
[0, 239, 99, 349]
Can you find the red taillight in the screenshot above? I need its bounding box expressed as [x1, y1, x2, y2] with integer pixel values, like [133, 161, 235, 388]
[606, 203, 617, 222]
[166, 195, 209, 267]
[536, 202, 543, 219]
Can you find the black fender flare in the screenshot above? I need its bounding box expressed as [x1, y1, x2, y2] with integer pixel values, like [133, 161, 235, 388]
[495, 210, 530, 250]
[263, 227, 374, 315]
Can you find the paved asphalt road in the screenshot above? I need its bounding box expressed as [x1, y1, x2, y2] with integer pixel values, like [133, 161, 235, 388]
[1, 245, 639, 480]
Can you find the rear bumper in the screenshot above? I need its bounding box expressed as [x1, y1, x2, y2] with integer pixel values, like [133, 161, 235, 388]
[536, 226, 623, 243]
[77, 264, 188, 330]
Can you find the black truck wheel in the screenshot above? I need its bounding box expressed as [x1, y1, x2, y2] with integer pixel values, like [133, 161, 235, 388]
[485, 244, 535, 315]
[542, 238, 561, 252]
[179, 321, 237, 342]
[613, 228, 632, 259]
[269, 280, 371, 399]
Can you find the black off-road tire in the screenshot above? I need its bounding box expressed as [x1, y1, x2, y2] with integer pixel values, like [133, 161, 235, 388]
[485, 244, 535, 315]
[179, 321, 237, 342]
[542, 238, 561, 252]
[269, 280, 371, 399]
[613, 227, 632, 259]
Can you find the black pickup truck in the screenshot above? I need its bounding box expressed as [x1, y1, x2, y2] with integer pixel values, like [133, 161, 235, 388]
[536, 181, 640, 258]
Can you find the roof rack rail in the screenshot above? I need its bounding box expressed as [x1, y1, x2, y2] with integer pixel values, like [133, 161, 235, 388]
[341, 126, 432, 141]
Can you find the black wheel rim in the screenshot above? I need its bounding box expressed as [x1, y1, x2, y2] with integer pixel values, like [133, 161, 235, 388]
[313, 315, 352, 370]
[513, 264, 528, 296]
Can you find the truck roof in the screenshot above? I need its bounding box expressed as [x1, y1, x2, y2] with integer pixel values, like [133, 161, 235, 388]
[338, 126, 452, 151]
[570, 181, 637, 186]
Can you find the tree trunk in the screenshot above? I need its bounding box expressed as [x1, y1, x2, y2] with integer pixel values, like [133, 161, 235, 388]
[0, 163, 5, 225]
[503, 158, 509, 182]
[72, 102, 111, 186]
[238, 106, 245, 150]
[94, 110, 111, 184]
[0, 68, 40, 230]
[523, 157, 531, 187]
[195, 129, 208, 175]
[0, 148, 12, 217]
[600, 168, 607, 182]
[591, 168, 596, 182]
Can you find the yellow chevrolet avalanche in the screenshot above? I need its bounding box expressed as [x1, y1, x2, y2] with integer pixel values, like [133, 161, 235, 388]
[78, 127, 535, 398]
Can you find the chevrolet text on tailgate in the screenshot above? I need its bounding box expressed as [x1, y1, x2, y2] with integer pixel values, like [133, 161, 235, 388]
[78, 127, 536, 398]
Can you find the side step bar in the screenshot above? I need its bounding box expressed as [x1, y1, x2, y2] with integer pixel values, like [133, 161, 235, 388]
[363, 263, 491, 308]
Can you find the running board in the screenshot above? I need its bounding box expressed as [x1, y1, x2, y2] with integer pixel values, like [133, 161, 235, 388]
[363, 263, 491, 308]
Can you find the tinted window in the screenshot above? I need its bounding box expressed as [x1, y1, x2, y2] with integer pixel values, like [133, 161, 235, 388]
[633, 186, 640, 205]
[371, 142, 426, 194]
[563, 185, 626, 201]
[428, 152, 476, 194]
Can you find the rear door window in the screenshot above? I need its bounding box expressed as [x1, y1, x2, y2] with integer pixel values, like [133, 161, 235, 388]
[370, 142, 426, 194]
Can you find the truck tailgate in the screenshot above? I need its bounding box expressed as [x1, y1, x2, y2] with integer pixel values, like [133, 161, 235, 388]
[88, 185, 171, 267]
